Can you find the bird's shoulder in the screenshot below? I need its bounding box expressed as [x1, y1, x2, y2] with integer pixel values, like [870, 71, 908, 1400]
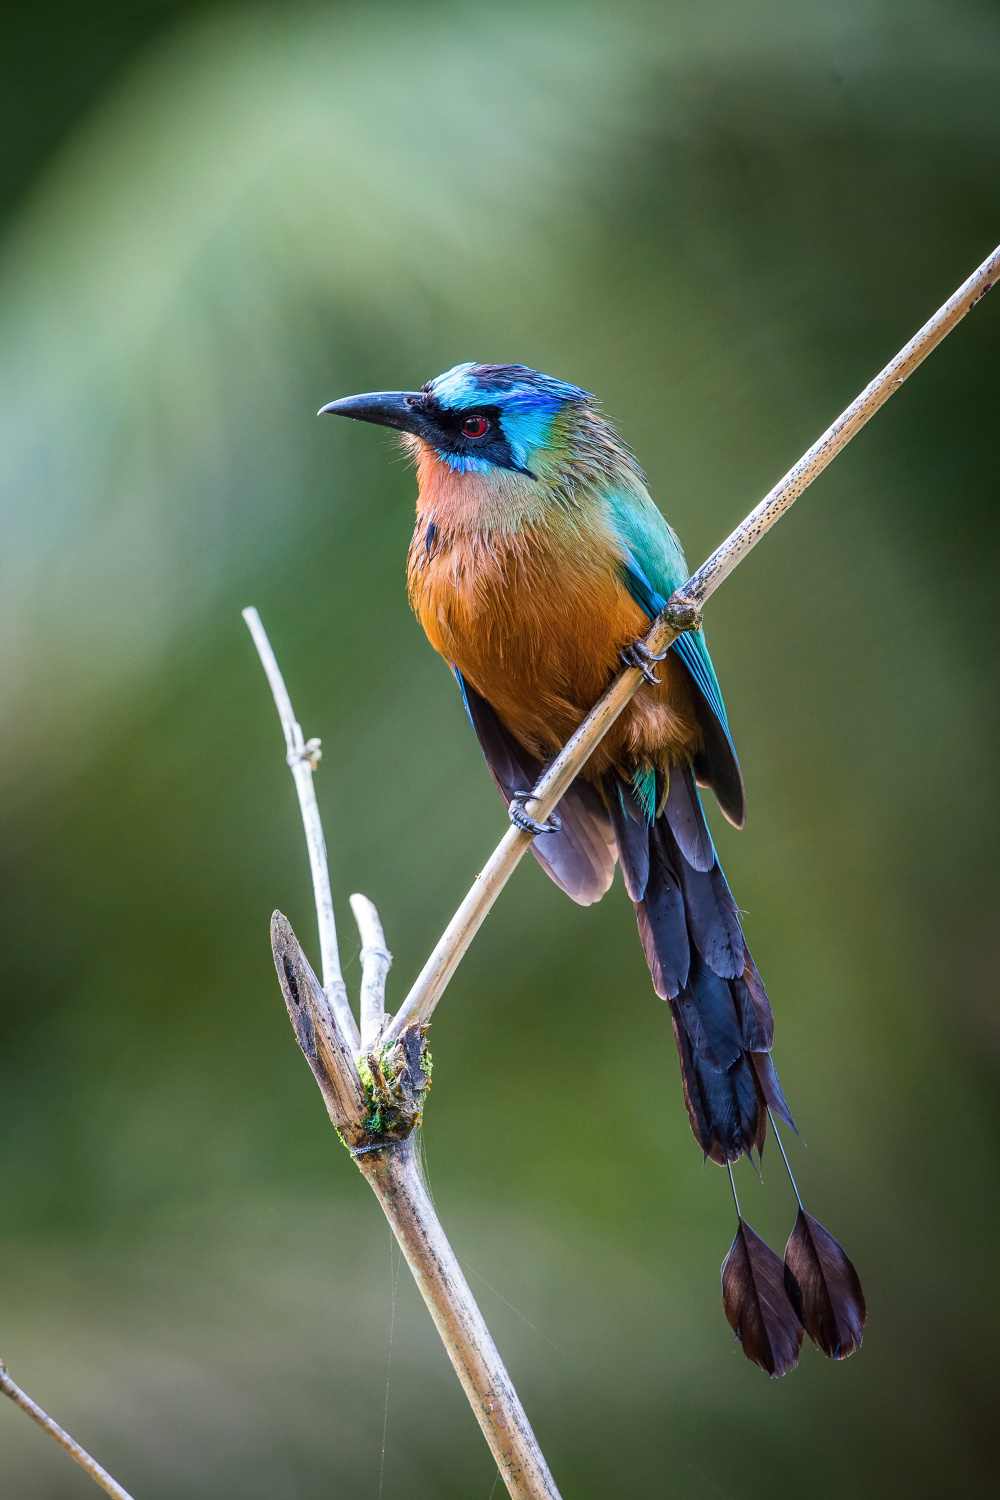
[595, 480, 690, 601]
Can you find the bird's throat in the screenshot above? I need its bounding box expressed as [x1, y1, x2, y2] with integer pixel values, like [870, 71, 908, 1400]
[408, 437, 546, 535]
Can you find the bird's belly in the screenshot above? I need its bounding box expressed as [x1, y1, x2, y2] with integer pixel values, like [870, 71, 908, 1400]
[408, 523, 702, 776]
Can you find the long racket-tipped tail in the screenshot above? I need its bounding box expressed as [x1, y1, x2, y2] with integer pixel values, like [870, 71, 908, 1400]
[609, 761, 866, 1377]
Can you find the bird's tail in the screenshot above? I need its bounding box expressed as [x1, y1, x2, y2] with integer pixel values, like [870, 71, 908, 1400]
[607, 762, 793, 1164]
[608, 762, 866, 1376]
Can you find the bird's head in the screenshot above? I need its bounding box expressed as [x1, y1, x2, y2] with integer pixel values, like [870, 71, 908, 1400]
[319, 362, 595, 482]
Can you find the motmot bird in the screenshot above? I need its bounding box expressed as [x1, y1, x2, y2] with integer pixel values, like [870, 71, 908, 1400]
[321, 362, 868, 1376]
[321, 363, 793, 1168]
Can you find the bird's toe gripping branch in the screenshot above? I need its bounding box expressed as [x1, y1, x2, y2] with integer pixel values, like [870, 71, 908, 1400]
[507, 789, 562, 837]
[619, 638, 669, 685]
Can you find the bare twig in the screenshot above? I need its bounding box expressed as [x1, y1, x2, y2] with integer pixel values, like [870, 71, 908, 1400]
[242, 606, 359, 1048]
[269, 912, 561, 1500]
[247, 625, 561, 1497]
[0, 1359, 135, 1500]
[383, 240, 1000, 1042]
[350, 893, 392, 1049]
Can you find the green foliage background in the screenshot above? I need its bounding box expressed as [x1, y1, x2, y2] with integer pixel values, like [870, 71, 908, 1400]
[1, 2, 997, 1494]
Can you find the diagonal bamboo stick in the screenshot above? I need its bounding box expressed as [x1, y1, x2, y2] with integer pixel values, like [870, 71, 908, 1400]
[382, 239, 999, 1043]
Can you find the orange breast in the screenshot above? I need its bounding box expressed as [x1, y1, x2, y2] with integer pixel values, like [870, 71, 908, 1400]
[407, 465, 702, 780]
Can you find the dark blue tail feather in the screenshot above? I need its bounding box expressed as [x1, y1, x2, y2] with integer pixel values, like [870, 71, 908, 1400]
[612, 768, 786, 1165]
[454, 663, 785, 1163]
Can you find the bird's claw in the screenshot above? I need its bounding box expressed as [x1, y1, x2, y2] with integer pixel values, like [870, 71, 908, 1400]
[508, 790, 562, 837]
[620, 639, 669, 686]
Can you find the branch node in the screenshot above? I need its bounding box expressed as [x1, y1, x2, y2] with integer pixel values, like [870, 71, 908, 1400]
[662, 595, 704, 634]
[287, 736, 323, 770]
[348, 1138, 403, 1159]
[358, 1027, 432, 1140]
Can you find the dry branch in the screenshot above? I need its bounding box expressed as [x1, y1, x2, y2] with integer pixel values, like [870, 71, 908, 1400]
[268, 907, 560, 1497]
[0, 1359, 135, 1500]
[242, 606, 358, 1048]
[249, 621, 560, 1498]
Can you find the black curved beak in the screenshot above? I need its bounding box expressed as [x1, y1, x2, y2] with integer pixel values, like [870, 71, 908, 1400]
[318, 390, 426, 435]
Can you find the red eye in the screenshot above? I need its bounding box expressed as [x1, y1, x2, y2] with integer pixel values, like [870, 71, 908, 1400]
[461, 414, 489, 438]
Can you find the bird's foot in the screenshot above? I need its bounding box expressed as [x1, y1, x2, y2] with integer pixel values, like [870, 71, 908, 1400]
[508, 790, 561, 837]
[620, 639, 669, 686]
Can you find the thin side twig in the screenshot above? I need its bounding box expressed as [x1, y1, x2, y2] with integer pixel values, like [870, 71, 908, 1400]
[350, 893, 392, 1049]
[0, 1360, 135, 1500]
[242, 606, 359, 1048]
[383, 239, 999, 1043]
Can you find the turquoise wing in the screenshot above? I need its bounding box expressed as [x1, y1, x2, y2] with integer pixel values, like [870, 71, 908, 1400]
[605, 488, 746, 827]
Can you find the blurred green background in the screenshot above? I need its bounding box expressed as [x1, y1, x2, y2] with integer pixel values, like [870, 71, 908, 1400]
[1, 1, 997, 1494]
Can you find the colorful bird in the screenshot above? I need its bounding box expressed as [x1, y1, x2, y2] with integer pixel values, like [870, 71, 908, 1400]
[321, 362, 865, 1373]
